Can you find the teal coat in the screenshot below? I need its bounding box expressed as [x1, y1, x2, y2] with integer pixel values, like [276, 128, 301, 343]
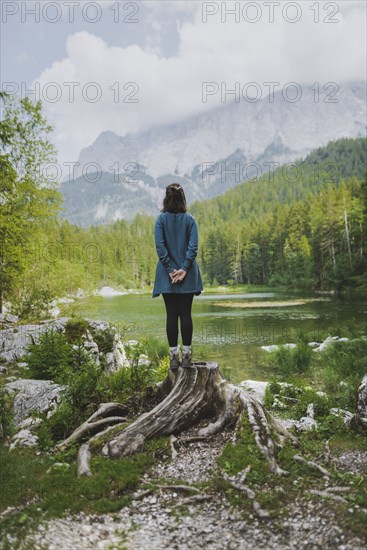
[152, 212, 204, 298]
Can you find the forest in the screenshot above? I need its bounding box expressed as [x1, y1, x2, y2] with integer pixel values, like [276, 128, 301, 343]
[0, 92, 366, 318]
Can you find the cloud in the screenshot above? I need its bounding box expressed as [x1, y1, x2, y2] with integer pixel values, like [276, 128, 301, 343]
[31, 0, 366, 171]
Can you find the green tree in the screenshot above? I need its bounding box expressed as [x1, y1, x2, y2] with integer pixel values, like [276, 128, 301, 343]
[0, 92, 63, 314]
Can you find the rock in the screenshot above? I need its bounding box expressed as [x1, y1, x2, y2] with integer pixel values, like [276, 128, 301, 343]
[261, 343, 297, 352]
[4, 379, 65, 425]
[18, 417, 43, 430]
[0, 313, 19, 324]
[0, 317, 130, 373]
[275, 403, 318, 432]
[307, 341, 321, 348]
[9, 428, 38, 450]
[312, 336, 349, 352]
[0, 366, 7, 374]
[125, 339, 139, 347]
[357, 374, 367, 418]
[296, 416, 318, 432]
[95, 286, 128, 297]
[260, 345, 279, 352]
[0, 322, 59, 363]
[237, 380, 268, 404]
[330, 408, 354, 424]
[261, 336, 350, 354]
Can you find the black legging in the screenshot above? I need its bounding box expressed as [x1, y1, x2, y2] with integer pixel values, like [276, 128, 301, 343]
[162, 293, 194, 346]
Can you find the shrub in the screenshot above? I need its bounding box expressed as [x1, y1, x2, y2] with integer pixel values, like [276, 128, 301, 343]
[21, 328, 71, 382]
[0, 385, 16, 440]
[294, 388, 331, 420]
[317, 337, 367, 410]
[64, 317, 90, 344]
[91, 326, 116, 354]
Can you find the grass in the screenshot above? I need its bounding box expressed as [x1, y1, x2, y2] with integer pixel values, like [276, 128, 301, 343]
[260, 334, 367, 414]
[0, 436, 170, 548]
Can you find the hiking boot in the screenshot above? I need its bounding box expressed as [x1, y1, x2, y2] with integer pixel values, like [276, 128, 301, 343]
[181, 351, 192, 368]
[169, 353, 181, 370]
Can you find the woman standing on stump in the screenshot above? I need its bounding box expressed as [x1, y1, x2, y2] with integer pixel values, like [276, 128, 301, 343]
[152, 184, 203, 370]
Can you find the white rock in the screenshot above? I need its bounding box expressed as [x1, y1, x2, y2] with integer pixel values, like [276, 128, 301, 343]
[357, 375, 367, 418]
[9, 428, 38, 450]
[96, 286, 128, 297]
[4, 379, 65, 425]
[260, 345, 279, 352]
[330, 408, 354, 423]
[237, 380, 269, 404]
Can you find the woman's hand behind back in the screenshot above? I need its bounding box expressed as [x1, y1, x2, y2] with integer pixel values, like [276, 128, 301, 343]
[170, 269, 187, 283]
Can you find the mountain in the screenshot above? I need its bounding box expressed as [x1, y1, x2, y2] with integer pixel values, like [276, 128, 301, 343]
[59, 80, 366, 227]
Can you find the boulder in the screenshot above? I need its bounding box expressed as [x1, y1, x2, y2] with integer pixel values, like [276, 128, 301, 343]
[4, 379, 65, 425]
[0, 317, 130, 373]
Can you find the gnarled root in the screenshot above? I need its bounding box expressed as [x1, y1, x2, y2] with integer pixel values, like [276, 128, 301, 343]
[55, 402, 128, 451]
[55, 363, 298, 478]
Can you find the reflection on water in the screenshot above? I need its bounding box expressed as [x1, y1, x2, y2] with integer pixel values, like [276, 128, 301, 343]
[69, 289, 366, 385]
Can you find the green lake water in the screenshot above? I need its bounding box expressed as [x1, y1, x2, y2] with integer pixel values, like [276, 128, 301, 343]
[64, 288, 367, 385]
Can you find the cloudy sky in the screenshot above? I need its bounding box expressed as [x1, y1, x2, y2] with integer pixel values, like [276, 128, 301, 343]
[2, 0, 366, 173]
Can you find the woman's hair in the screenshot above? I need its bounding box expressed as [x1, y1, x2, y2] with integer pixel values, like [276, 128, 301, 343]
[161, 183, 187, 213]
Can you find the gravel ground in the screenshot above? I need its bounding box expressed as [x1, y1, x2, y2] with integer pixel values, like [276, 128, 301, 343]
[334, 451, 367, 475]
[12, 422, 367, 550]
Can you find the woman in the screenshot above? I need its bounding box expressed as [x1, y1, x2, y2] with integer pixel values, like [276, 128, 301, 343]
[152, 183, 203, 370]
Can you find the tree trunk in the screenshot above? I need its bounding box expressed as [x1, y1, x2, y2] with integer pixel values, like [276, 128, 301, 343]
[55, 363, 298, 477]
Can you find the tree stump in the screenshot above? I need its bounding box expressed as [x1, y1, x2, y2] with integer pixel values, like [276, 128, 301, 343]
[55, 362, 298, 477]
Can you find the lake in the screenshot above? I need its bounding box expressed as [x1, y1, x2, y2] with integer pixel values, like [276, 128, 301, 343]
[64, 288, 367, 384]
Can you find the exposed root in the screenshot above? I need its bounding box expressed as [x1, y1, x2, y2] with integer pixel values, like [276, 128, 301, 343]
[55, 416, 127, 451]
[179, 494, 213, 505]
[293, 454, 330, 478]
[323, 440, 331, 464]
[55, 363, 298, 479]
[178, 435, 216, 445]
[222, 466, 270, 519]
[170, 435, 178, 459]
[77, 443, 92, 477]
[307, 489, 348, 504]
[141, 479, 201, 493]
[324, 486, 351, 493]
